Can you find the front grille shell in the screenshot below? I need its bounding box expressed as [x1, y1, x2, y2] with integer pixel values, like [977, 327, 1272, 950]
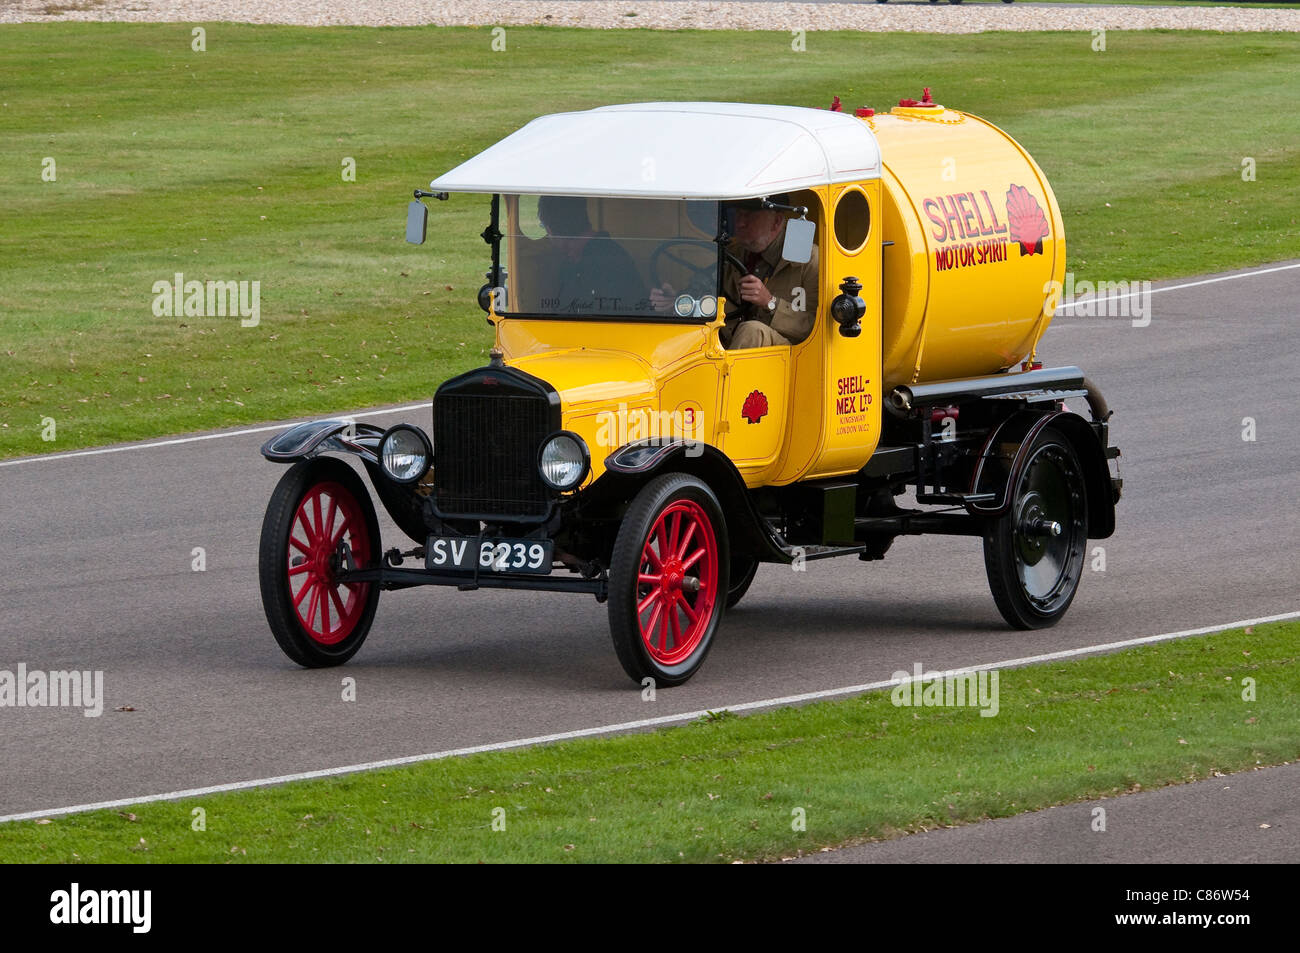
[432, 364, 562, 521]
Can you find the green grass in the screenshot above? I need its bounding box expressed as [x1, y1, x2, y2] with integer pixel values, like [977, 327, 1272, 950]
[1, 621, 1295, 863]
[2, 26, 1298, 458]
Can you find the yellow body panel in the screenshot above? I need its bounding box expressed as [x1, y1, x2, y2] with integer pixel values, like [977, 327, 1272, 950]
[489, 102, 1062, 489]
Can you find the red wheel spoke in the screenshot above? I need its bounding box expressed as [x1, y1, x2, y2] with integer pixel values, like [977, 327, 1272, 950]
[289, 535, 311, 556]
[288, 564, 311, 576]
[320, 589, 331, 634]
[324, 496, 338, 543]
[329, 586, 347, 620]
[331, 518, 352, 549]
[311, 492, 324, 543]
[655, 521, 669, 564]
[293, 579, 313, 608]
[305, 585, 321, 628]
[667, 606, 681, 649]
[677, 592, 698, 623]
[638, 573, 661, 586]
[643, 545, 662, 571]
[682, 547, 706, 572]
[637, 587, 662, 614]
[676, 520, 697, 559]
[667, 512, 680, 558]
[642, 601, 664, 644]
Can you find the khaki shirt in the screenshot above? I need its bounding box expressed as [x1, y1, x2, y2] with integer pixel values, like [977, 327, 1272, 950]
[721, 224, 820, 344]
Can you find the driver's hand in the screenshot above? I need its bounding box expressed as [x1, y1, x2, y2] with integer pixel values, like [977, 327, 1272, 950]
[649, 282, 676, 313]
[738, 275, 774, 308]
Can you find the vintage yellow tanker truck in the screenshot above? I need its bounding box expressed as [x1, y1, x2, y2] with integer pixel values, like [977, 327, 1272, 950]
[257, 96, 1121, 686]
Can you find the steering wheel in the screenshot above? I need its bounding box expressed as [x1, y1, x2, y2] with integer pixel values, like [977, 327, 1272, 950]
[649, 240, 747, 296]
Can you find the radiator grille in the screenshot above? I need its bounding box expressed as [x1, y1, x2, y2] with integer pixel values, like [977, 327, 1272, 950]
[433, 373, 555, 519]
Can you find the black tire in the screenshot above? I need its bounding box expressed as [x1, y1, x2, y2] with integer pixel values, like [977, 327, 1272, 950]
[983, 425, 1087, 629]
[608, 474, 729, 686]
[259, 457, 382, 667]
[726, 555, 760, 609]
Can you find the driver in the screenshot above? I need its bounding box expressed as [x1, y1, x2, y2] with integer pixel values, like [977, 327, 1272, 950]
[720, 196, 819, 349]
[537, 196, 648, 314]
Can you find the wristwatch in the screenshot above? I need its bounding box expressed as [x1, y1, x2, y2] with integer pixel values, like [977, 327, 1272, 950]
[766, 297, 777, 313]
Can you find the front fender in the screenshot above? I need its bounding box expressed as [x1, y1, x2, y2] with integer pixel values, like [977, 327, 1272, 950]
[260, 418, 432, 544]
[587, 439, 790, 563]
[259, 418, 386, 464]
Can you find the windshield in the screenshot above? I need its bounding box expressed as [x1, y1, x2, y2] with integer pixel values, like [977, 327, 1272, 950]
[498, 195, 720, 319]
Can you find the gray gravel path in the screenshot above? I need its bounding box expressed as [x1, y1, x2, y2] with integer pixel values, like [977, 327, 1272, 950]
[2, 0, 1299, 32]
[790, 761, 1300, 863]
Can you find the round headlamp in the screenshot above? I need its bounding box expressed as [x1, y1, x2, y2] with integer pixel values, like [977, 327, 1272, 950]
[698, 295, 718, 318]
[538, 431, 590, 491]
[379, 424, 432, 485]
[674, 294, 696, 318]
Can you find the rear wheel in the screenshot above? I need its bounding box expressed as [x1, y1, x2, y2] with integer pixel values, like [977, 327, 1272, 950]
[983, 426, 1087, 629]
[259, 457, 381, 666]
[608, 474, 729, 686]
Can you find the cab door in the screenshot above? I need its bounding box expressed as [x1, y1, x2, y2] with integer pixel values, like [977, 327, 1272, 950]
[718, 345, 790, 484]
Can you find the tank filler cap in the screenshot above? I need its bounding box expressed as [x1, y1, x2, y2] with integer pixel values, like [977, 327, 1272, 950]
[894, 87, 956, 118]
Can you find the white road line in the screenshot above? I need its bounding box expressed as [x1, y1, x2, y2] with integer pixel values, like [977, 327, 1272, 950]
[3, 608, 1296, 825]
[4, 260, 1298, 468]
[1054, 261, 1300, 312]
[0, 403, 432, 469]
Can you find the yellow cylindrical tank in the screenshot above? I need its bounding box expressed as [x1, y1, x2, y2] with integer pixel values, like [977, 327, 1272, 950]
[864, 97, 1065, 389]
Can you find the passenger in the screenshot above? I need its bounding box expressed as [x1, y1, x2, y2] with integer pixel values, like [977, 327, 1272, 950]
[537, 196, 648, 314]
[720, 196, 819, 349]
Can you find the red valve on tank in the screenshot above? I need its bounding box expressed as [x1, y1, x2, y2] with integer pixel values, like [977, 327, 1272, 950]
[929, 405, 960, 425]
[899, 87, 940, 109]
[855, 106, 875, 118]
[829, 95, 843, 112]
[1021, 360, 1044, 371]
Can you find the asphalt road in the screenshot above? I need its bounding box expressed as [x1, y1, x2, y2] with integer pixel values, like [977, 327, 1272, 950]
[2, 261, 1298, 831]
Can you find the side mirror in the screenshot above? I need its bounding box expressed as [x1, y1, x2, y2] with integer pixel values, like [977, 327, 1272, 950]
[405, 200, 428, 245]
[782, 217, 815, 264]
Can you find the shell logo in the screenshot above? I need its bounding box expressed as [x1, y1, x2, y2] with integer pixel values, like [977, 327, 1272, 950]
[741, 390, 769, 424]
[1006, 184, 1050, 256]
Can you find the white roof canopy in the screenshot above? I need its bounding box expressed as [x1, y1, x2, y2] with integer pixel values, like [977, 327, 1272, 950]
[430, 102, 882, 200]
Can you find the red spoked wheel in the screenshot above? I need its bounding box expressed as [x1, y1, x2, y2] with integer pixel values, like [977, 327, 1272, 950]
[636, 499, 719, 666]
[609, 474, 729, 686]
[287, 481, 372, 645]
[260, 457, 381, 666]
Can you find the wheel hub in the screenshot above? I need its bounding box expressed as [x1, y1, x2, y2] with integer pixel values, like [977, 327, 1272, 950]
[1011, 446, 1082, 605]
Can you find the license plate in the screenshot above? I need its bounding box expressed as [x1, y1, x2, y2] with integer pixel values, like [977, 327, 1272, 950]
[426, 536, 553, 575]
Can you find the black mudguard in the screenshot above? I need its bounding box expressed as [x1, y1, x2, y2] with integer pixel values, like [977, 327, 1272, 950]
[259, 418, 430, 544]
[967, 409, 1117, 539]
[584, 439, 790, 563]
